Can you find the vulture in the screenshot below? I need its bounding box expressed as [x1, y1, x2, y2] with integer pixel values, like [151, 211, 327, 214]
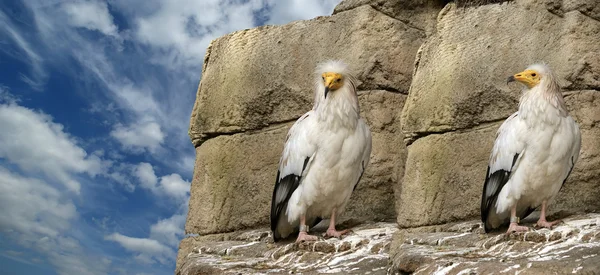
[270, 60, 372, 243]
[481, 63, 581, 233]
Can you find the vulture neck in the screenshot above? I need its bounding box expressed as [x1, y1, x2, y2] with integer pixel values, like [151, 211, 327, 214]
[314, 85, 360, 130]
[518, 79, 568, 125]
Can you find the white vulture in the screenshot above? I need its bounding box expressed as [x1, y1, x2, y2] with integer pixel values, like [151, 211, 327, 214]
[481, 63, 581, 234]
[270, 60, 372, 243]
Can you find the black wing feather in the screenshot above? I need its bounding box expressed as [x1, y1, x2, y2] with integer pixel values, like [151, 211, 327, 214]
[270, 157, 310, 240]
[481, 153, 519, 233]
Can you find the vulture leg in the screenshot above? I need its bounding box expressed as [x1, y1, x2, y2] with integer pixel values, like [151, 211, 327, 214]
[535, 200, 561, 229]
[507, 203, 529, 234]
[325, 208, 349, 238]
[295, 215, 318, 243]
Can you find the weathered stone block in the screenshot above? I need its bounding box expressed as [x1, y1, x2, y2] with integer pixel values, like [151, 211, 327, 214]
[401, 0, 600, 142]
[397, 125, 498, 228]
[189, 5, 426, 146]
[186, 125, 288, 235]
[333, 0, 445, 34]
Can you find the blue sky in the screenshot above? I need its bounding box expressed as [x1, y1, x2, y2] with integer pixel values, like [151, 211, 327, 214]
[0, 0, 340, 274]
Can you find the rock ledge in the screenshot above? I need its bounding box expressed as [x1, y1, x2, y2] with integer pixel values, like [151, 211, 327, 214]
[391, 213, 600, 274]
[177, 214, 600, 274]
[177, 222, 397, 275]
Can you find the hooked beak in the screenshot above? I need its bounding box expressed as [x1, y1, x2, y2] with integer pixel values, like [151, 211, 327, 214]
[506, 75, 515, 84]
[324, 87, 329, 99]
[507, 71, 531, 86]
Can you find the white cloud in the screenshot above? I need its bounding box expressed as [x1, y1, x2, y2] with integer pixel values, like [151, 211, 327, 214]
[176, 153, 195, 175]
[134, 162, 190, 203]
[135, 162, 158, 189]
[266, 0, 340, 25]
[110, 121, 165, 154]
[159, 174, 190, 201]
[62, 1, 119, 37]
[133, 0, 239, 69]
[113, 84, 162, 115]
[0, 10, 47, 90]
[0, 85, 19, 104]
[107, 171, 135, 192]
[150, 214, 186, 248]
[97, 161, 139, 192]
[0, 167, 76, 240]
[0, 167, 110, 275]
[0, 92, 117, 274]
[39, 236, 112, 275]
[105, 233, 171, 254]
[0, 102, 109, 193]
[122, 163, 189, 264]
[0, 98, 115, 273]
[106, 212, 185, 266]
[105, 233, 174, 264]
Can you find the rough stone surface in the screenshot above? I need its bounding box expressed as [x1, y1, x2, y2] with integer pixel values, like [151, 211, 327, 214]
[189, 5, 426, 147]
[401, 0, 600, 141]
[346, 91, 407, 224]
[186, 124, 288, 235]
[333, 0, 445, 35]
[186, 91, 407, 235]
[544, 0, 600, 21]
[396, 124, 499, 228]
[176, 214, 600, 274]
[390, 213, 600, 274]
[177, 222, 398, 275]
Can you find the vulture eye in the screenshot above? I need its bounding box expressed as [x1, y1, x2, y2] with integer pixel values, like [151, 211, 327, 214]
[531, 73, 537, 77]
[322, 77, 325, 81]
[336, 79, 341, 82]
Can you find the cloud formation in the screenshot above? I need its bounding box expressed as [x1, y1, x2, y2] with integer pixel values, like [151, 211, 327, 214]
[135, 162, 190, 203]
[111, 121, 165, 154]
[105, 233, 174, 265]
[0, 10, 47, 90]
[62, 0, 119, 37]
[150, 214, 186, 248]
[0, 155, 110, 274]
[0, 167, 76, 241]
[0, 102, 108, 193]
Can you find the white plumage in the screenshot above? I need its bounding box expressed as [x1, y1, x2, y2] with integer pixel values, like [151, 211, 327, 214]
[270, 60, 372, 242]
[481, 63, 581, 233]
